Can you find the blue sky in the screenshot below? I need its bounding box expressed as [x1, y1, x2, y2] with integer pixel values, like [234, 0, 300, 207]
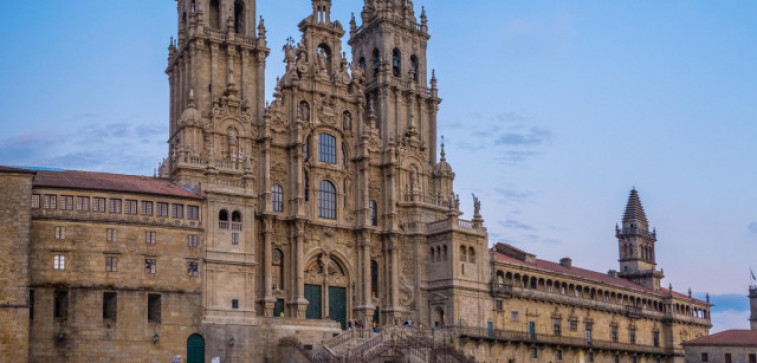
[0, 1, 755, 332]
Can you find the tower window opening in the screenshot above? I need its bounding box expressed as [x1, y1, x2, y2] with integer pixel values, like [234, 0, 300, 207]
[234, 1, 245, 34]
[372, 49, 380, 77]
[318, 180, 337, 219]
[359, 57, 366, 69]
[219, 209, 229, 229]
[369, 200, 378, 226]
[371, 260, 379, 297]
[318, 133, 337, 164]
[272, 184, 284, 212]
[410, 55, 419, 81]
[272, 249, 284, 290]
[209, 0, 220, 29]
[392, 49, 401, 77]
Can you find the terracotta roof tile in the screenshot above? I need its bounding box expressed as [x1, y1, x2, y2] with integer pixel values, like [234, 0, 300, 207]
[32, 170, 202, 200]
[683, 330, 757, 346]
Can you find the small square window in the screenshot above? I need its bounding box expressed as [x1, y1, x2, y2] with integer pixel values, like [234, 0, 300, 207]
[53, 254, 65, 270]
[495, 300, 503, 311]
[141, 201, 154, 216]
[76, 196, 90, 211]
[172, 204, 184, 219]
[232, 299, 239, 309]
[109, 199, 122, 214]
[187, 234, 199, 248]
[187, 205, 200, 220]
[103, 292, 117, 321]
[187, 261, 199, 277]
[31, 194, 40, 209]
[157, 202, 169, 217]
[106, 257, 118, 272]
[54, 226, 65, 240]
[106, 228, 118, 242]
[570, 319, 578, 331]
[530, 347, 538, 359]
[54, 290, 68, 319]
[725, 353, 732, 363]
[125, 200, 138, 214]
[145, 259, 157, 274]
[43, 194, 57, 209]
[93, 197, 106, 213]
[60, 195, 74, 210]
[511, 311, 519, 322]
[232, 232, 239, 245]
[145, 231, 157, 245]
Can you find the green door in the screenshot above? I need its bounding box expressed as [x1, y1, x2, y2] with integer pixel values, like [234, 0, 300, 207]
[328, 286, 347, 329]
[305, 284, 322, 319]
[186, 334, 204, 363]
[487, 321, 494, 337]
[529, 322, 536, 339]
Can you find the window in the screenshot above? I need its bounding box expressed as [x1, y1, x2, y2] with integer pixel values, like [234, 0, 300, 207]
[109, 199, 122, 214]
[272, 184, 284, 212]
[187, 260, 199, 277]
[369, 200, 378, 226]
[103, 292, 117, 321]
[76, 196, 89, 211]
[54, 226, 65, 240]
[318, 180, 337, 219]
[54, 290, 68, 319]
[556, 350, 562, 361]
[187, 205, 200, 220]
[60, 195, 73, 210]
[157, 202, 169, 217]
[93, 197, 106, 213]
[460, 246, 467, 262]
[232, 299, 239, 309]
[588, 352, 594, 363]
[653, 331, 660, 347]
[233, 0, 244, 33]
[570, 319, 577, 331]
[511, 311, 519, 322]
[701, 353, 709, 362]
[552, 318, 561, 336]
[187, 234, 199, 248]
[392, 48, 401, 77]
[530, 347, 538, 359]
[29, 290, 34, 321]
[43, 194, 57, 209]
[410, 55, 419, 81]
[106, 228, 118, 242]
[141, 201, 153, 216]
[272, 249, 284, 290]
[219, 209, 229, 229]
[614, 356, 620, 363]
[231, 233, 239, 245]
[145, 259, 157, 274]
[53, 254, 65, 270]
[304, 136, 310, 161]
[105, 257, 118, 272]
[629, 327, 636, 344]
[318, 133, 337, 164]
[632, 357, 637, 363]
[725, 353, 732, 363]
[371, 260, 379, 297]
[585, 322, 593, 342]
[147, 294, 161, 324]
[611, 325, 618, 342]
[495, 300, 503, 311]
[145, 231, 157, 245]
[32, 194, 40, 208]
[125, 200, 138, 214]
[749, 354, 756, 363]
[172, 204, 184, 219]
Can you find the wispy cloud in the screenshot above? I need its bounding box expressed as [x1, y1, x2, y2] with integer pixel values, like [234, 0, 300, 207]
[0, 119, 166, 175]
[499, 219, 534, 231]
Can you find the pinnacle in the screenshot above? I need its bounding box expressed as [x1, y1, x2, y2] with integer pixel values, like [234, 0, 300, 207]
[623, 188, 648, 225]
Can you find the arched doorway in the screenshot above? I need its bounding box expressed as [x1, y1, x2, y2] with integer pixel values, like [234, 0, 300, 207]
[187, 334, 205, 363]
[304, 253, 349, 329]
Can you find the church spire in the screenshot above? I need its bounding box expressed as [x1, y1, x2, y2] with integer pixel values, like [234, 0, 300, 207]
[623, 188, 649, 231]
[616, 188, 663, 291]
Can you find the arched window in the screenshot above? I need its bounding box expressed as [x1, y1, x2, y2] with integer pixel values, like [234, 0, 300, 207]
[410, 55, 419, 81]
[468, 247, 476, 263]
[429, 247, 435, 261]
[233, 1, 245, 34]
[272, 184, 284, 212]
[369, 200, 378, 226]
[318, 180, 337, 219]
[209, 0, 220, 29]
[496, 271, 505, 284]
[272, 249, 283, 290]
[459, 246, 467, 262]
[442, 245, 448, 261]
[304, 135, 311, 161]
[358, 57, 366, 69]
[372, 49, 380, 77]
[219, 209, 229, 229]
[392, 48, 401, 77]
[304, 171, 310, 201]
[318, 133, 337, 164]
[231, 210, 242, 231]
[370, 260, 379, 297]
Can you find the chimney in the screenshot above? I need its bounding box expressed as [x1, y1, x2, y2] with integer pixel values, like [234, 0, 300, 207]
[608, 270, 618, 278]
[559, 258, 572, 268]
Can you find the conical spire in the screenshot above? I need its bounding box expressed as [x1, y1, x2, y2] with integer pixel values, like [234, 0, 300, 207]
[623, 188, 648, 228]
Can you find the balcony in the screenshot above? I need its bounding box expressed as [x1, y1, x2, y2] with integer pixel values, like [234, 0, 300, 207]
[491, 283, 513, 298]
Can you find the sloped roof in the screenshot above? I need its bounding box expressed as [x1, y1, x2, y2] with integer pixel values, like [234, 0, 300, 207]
[623, 188, 648, 224]
[683, 330, 757, 346]
[31, 169, 201, 200]
[0, 166, 37, 174]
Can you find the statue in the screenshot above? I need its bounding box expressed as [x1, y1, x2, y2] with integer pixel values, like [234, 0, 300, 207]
[343, 112, 352, 131]
[472, 193, 481, 216]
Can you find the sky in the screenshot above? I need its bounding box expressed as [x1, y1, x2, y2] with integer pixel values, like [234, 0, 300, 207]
[0, 1, 755, 332]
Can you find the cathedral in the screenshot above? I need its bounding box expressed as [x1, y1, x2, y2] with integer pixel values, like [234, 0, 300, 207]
[0, 1, 712, 362]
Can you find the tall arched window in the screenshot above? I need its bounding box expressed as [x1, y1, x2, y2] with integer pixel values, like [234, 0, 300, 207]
[410, 55, 419, 82]
[358, 57, 366, 69]
[233, 1, 245, 34]
[370, 260, 379, 297]
[318, 133, 337, 164]
[459, 245, 467, 262]
[209, 0, 220, 29]
[219, 209, 229, 229]
[369, 200, 378, 226]
[272, 249, 283, 290]
[318, 180, 337, 219]
[372, 49, 380, 77]
[231, 210, 242, 231]
[304, 171, 310, 201]
[392, 48, 401, 77]
[272, 184, 284, 212]
[468, 247, 476, 263]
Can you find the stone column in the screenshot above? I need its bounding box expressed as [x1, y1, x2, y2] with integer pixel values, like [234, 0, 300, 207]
[262, 216, 275, 316]
[293, 220, 308, 318]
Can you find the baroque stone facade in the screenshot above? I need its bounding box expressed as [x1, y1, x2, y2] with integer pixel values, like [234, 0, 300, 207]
[0, 1, 714, 362]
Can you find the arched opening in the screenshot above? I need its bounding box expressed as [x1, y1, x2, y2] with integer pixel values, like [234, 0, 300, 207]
[429, 247, 435, 261]
[272, 184, 284, 212]
[186, 334, 205, 363]
[369, 200, 378, 226]
[468, 247, 476, 263]
[410, 55, 419, 81]
[304, 171, 310, 201]
[317, 44, 332, 75]
[433, 306, 445, 328]
[209, 0, 220, 29]
[442, 245, 448, 260]
[231, 211, 242, 222]
[392, 48, 401, 77]
[496, 270, 505, 284]
[371, 260, 379, 298]
[459, 245, 467, 262]
[272, 249, 284, 290]
[318, 180, 337, 219]
[218, 209, 229, 229]
[435, 246, 441, 262]
[233, 1, 245, 34]
[304, 254, 349, 329]
[358, 57, 366, 69]
[372, 49, 380, 77]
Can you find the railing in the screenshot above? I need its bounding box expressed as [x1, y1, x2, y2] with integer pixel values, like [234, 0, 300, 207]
[458, 219, 473, 228]
[625, 305, 643, 318]
[491, 283, 513, 297]
[231, 222, 243, 231]
[427, 219, 449, 234]
[323, 329, 354, 349]
[219, 221, 229, 230]
[403, 192, 451, 208]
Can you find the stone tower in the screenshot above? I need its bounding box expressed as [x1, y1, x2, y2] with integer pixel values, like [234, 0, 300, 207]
[348, 0, 441, 164]
[616, 189, 664, 291]
[166, 0, 269, 191]
[750, 284, 757, 330]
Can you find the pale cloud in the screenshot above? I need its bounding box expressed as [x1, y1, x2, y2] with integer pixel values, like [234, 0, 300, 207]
[710, 309, 750, 333]
[499, 219, 534, 231]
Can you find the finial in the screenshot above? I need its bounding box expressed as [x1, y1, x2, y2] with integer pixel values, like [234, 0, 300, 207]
[440, 136, 446, 162]
[669, 283, 673, 291]
[258, 16, 266, 35]
[188, 88, 196, 107]
[688, 288, 692, 298]
[706, 293, 710, 303]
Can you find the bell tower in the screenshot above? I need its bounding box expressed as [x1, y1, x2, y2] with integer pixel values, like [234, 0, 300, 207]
[348, 0, 440, 164]
[749, 284, 757, 330]
[616, 189, 664, 291]
[165, 0, 269, 190]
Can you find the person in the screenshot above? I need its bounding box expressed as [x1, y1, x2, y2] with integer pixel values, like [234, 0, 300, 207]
[347, 321, 352, 330]
[372, 321, 377, 333]
[279, 312, 284, 318]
